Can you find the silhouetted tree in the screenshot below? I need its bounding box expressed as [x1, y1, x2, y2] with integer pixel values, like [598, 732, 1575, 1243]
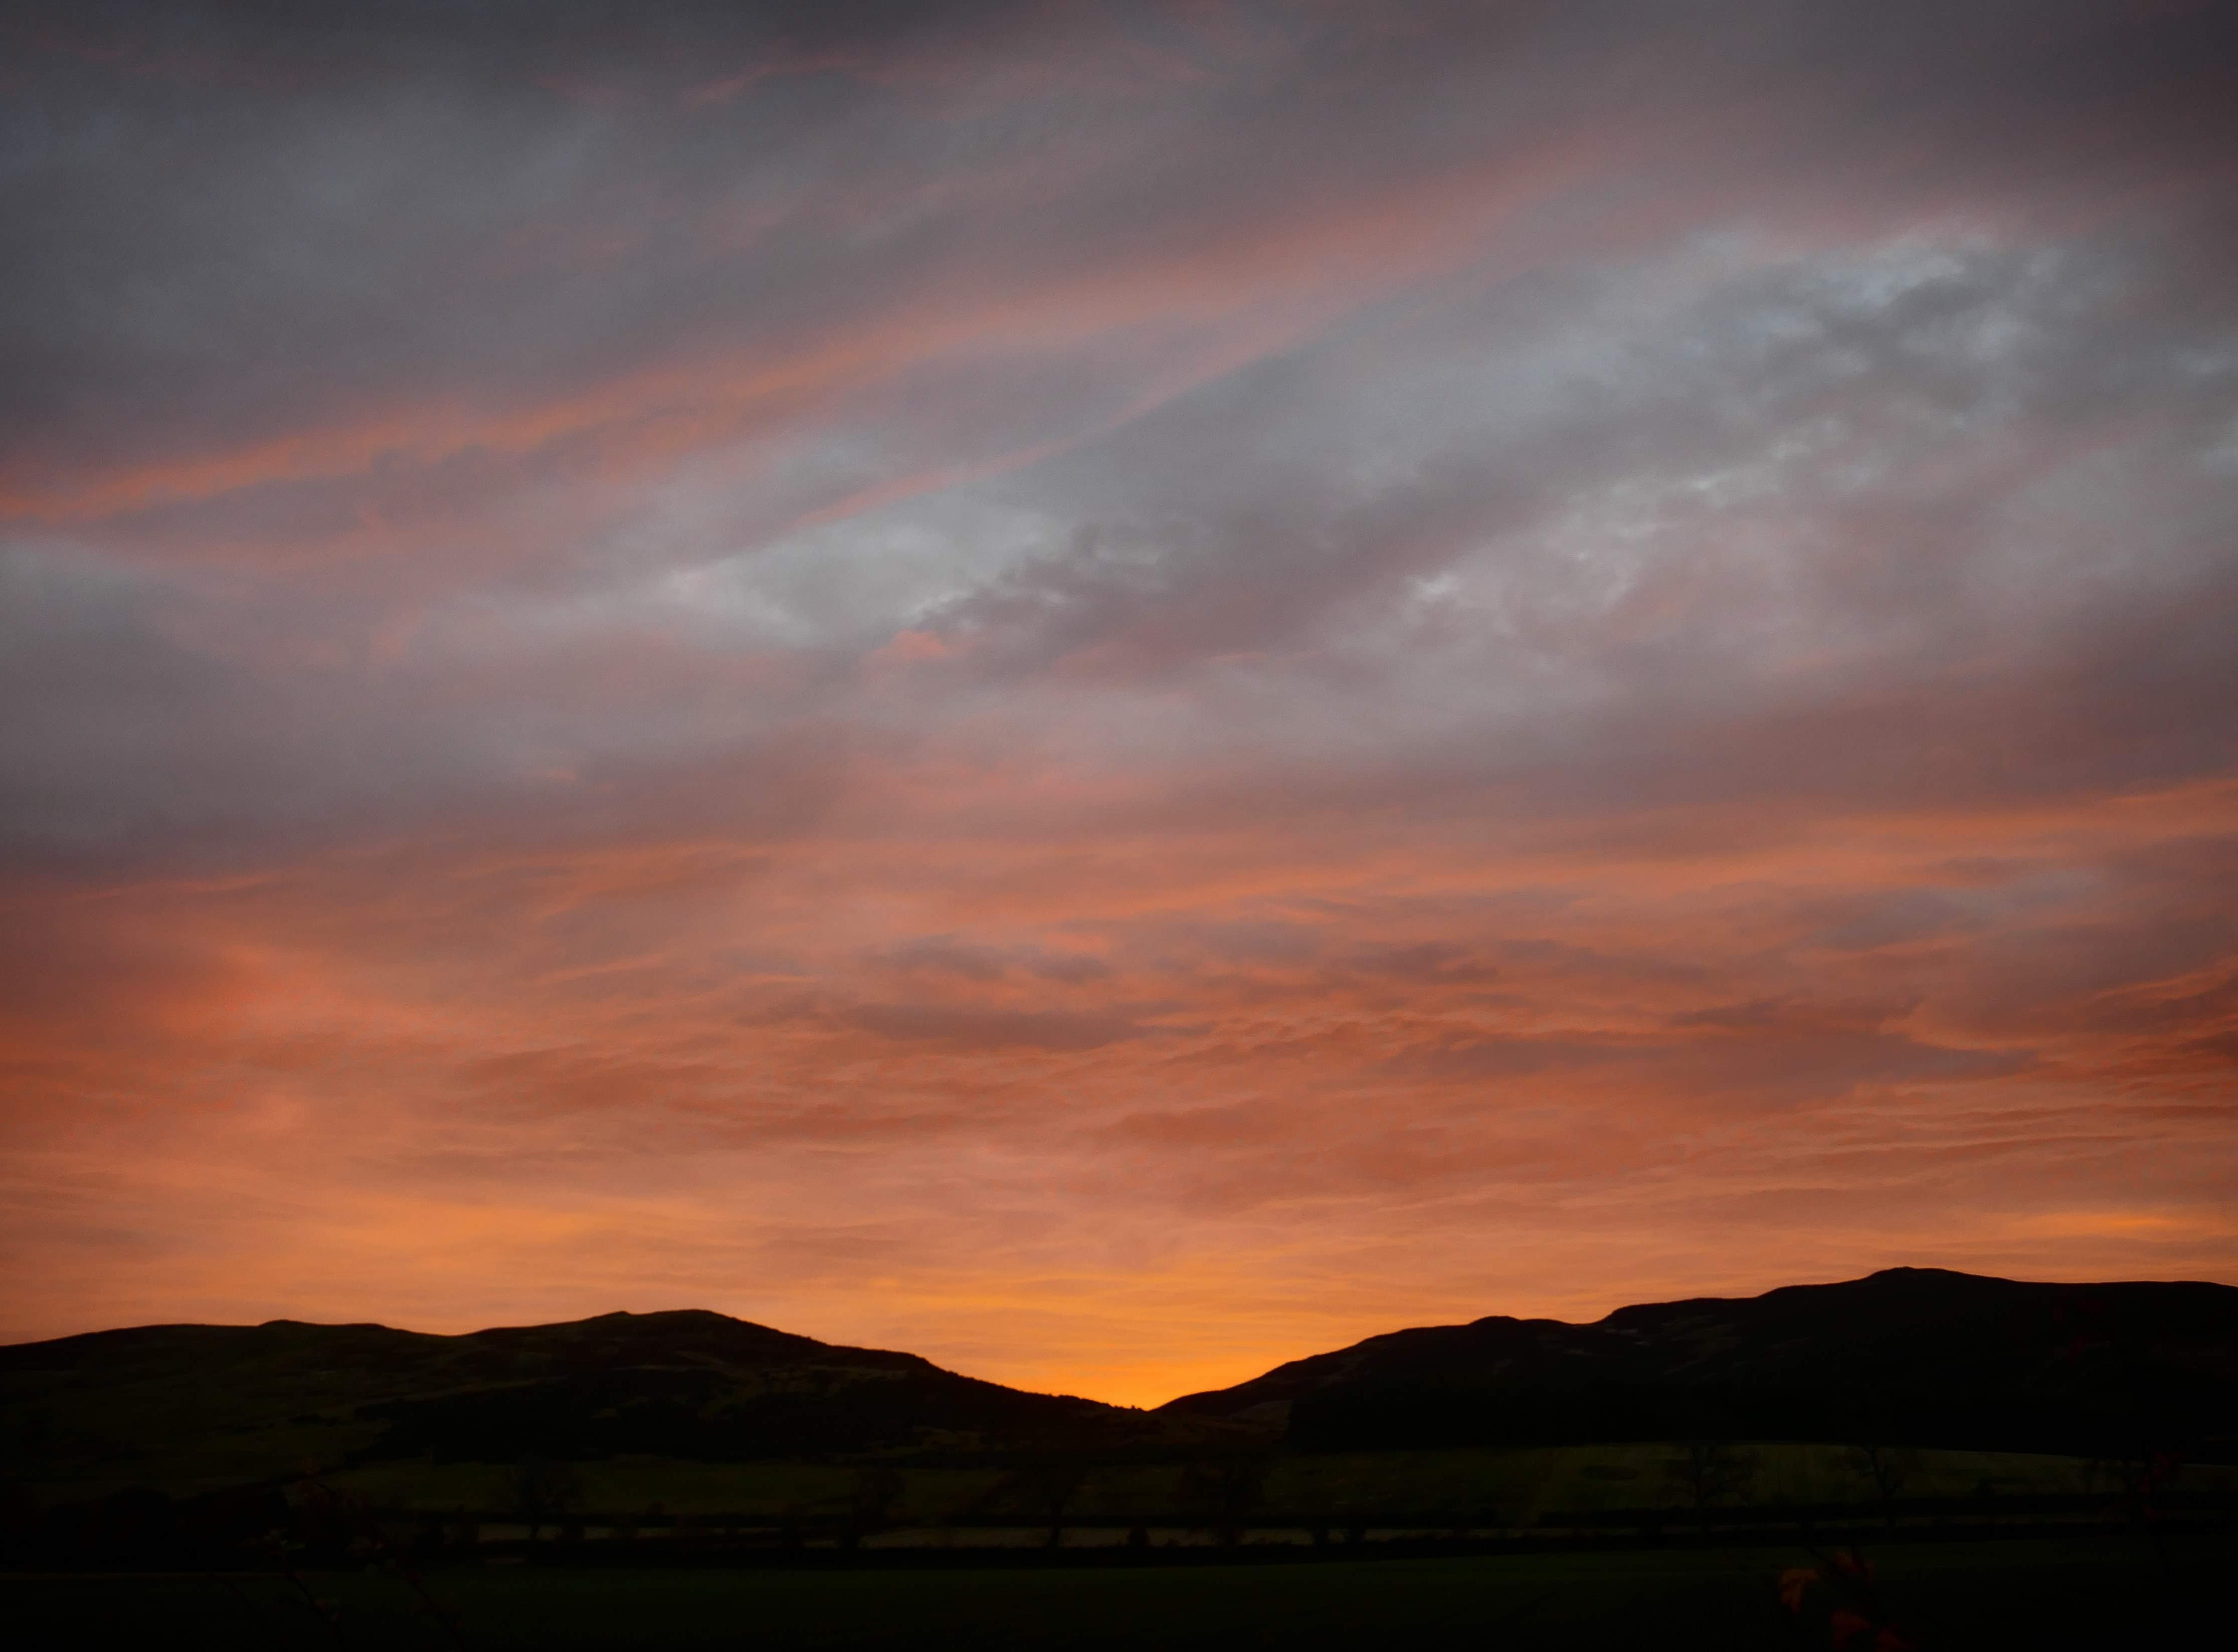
[1843, 1442, 1919, 1530]
[511, 1453, 582, 1544]
[979, 1443, 1090, 1548]
[1180, 1451, 1271, 1548]
[1664, 1440, 1757, 1533]
[845, 1463, 904, 1548]
[1026, 1452, 1088, 1548]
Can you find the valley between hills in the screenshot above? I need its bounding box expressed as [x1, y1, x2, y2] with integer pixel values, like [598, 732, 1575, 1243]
[6, 1266, 2235, 1564]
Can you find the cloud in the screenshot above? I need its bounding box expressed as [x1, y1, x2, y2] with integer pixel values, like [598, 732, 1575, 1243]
[841, 1001, 1147, 1052]
[1, 0, 2233, 1404]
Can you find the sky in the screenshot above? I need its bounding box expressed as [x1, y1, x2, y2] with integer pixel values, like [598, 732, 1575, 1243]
[3, 0, 2235, 1407]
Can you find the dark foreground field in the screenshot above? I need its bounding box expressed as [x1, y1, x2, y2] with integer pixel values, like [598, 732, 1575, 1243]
[7, 1534, 2227, 1650]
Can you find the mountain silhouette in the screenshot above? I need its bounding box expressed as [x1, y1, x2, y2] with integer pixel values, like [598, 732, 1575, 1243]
[0, 1309, 1177, 1489]
[10, 1270, 2238, 1495]
[1159, 1268, 2238, 1457]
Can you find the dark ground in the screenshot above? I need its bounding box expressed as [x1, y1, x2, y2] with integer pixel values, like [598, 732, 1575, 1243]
[5, 1533, 2226, 1650]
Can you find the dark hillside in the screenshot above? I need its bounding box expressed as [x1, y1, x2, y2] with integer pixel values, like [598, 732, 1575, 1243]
[11, 1268, 2236, 1516]
[1160, 1268, 2238, 1458]
[0, 1309, 1155, 1492]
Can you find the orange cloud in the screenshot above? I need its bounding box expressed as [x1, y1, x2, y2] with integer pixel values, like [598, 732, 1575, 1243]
[8, 0, 2236, 1406]
[5, 757, 2232, 1398]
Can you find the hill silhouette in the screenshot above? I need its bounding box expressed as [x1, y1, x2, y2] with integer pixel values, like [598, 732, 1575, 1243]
[1160, 1268, 2238, 1459]
[9, 1270, 2238, 1500]
[0, 1309, 1186, 1492]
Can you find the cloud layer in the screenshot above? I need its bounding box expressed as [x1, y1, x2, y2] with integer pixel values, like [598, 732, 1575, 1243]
[4, 0, 2234, 1403]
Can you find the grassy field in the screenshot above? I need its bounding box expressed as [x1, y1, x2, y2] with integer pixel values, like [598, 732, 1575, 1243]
[21, 1438, 2236, 1548]
[302, 1440, 2233, 1525]
[6, 1534, 2227, 1649]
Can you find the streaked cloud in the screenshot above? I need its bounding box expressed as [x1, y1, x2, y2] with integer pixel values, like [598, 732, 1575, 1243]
[2, 0, 2233, 1405]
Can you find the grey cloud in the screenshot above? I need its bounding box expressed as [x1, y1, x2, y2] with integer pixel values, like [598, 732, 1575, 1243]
[8, 0, 2238, 1371]
[9, 0, 2224, 498]
[4, 2, 2234, 988]
[0, 528, 885, 870]
[1804, 891, 1981, 954]
[905, 231, 2238, 822]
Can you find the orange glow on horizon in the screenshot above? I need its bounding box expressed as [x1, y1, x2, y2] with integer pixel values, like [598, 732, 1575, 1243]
[5, 0, 2235, 1402]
